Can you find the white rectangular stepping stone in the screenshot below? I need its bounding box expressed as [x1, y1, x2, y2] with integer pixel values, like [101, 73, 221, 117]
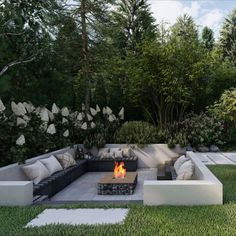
[222, 153, 236, 162]
[26, 208, 129, 227]
[207, 153, 234, 165]
[195, 153, 215, 165]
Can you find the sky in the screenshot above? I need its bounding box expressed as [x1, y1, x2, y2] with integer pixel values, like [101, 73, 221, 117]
[148, 0, 236, 38]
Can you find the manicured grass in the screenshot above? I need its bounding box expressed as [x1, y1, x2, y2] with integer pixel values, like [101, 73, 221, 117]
[1, 165, 236, 236]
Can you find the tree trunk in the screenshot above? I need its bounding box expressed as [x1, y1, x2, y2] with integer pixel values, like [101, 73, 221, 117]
[81, 0, 91, 112]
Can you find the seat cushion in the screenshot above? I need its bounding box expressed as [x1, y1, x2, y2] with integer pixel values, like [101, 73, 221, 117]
[22, 161, 50, 184]
[40, 155, 63, 175]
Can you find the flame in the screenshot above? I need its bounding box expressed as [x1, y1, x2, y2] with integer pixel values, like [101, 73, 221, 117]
[114, 161, 126, 179]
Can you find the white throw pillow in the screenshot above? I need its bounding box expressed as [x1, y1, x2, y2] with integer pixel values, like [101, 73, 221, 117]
[21, 161, 50, 184]
[40, 155, 63, 175]
[176, 160, 194, 180]
[56, 152, 76, 169]
[98, 148, 110, 158]
[122, 148, 131, 157]
[174, 155, 189, 173]
[113, 150, 123, 159]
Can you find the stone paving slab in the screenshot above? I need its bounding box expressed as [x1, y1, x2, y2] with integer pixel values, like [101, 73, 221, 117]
[51, 168, 157, 202]
[26, 208, 129, 227]
[195, 153, 216, 165]
[207, 153, 234, 165]
[222, 153, 236, 162]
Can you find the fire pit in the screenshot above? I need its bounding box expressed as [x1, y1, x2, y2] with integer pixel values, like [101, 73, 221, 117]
[98, 161, 137, 195]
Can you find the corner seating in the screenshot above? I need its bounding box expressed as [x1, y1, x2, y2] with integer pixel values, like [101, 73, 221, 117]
[33, 146, 138, 201]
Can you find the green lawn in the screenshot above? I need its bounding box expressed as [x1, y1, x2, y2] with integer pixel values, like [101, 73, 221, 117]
[1, 165, 236, 236]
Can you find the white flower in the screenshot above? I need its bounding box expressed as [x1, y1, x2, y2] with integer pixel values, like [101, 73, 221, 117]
[47, 109, 54, 121]
[90, 107, 97, 116]
[23, 102, 35, 113]
[69, 111, 78, 119]
[40, 122, 48, 131]
[17, 117, 27, 127]
[23, 115, 30, 122]
[102, 107, 107, 114]
[87, 113, 93, 121]
[82, 103, 85, 111]
[91, 122, 96, 128]
[0, 99, 6, 112]
[11, 101, 27, 116]
[63, 130, 69, 137]
[52, 103, 60, 114]
[108, 114, 115, 122]
[47, 124, 56, 135]
[81, 122, 87, 130]
[118, 107, 124, 120]
[40, 108, 49, 122]
[62, 118, 68, 124]
[77, 113, 83, 121]
[61, 107, 69, 117]
[34, 107, 41, 115]
[16, 135, 25, 146]
[106, 106, 112, 115]
[96, 104, 101, 112]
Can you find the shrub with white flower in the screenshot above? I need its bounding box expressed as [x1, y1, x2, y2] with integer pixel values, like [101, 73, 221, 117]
[16, 135, 25, 146]
[0, 100, 125, 166]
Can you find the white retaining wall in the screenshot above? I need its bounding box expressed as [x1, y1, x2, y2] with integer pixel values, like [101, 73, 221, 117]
[143, 151, 223, 206]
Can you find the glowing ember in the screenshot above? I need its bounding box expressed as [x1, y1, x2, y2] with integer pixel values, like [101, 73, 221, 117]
[114, 161, 126, 179]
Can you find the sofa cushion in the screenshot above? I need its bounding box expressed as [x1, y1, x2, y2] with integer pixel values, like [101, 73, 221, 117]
[122, 148, 131, 157]
[98, 148, 110, 159]
[40, 155, 63, 175]
[22, 161, 50, 184]
[174, 155, 189, 173]
[56, 152, 76, 169]
[176, 160, 194, 180]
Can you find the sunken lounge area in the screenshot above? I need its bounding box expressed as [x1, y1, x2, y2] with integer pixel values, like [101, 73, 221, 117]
[0, 144, 223, 206]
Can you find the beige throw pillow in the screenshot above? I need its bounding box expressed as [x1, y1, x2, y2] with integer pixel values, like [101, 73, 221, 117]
[98, 148, 110, 159]
[56, 152, 76, 169]
[176, 160, 194, 180]
[40, 155, 63, 175]
[21, 161, 50, 184]
[174, 155, 189, 173]
[122, 148, 131, 157]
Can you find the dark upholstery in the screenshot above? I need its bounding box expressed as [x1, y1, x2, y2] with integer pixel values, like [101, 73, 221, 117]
[33, 160, 88, 197]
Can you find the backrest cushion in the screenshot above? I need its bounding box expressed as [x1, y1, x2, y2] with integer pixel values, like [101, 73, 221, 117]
[21, 161, 50, 184]
[97, 148, 110, 159]
[56, 152, 76, 169]
[40, 155, 63, 175]
[174, 155, 190, 173]
[176, 160, 194, 180]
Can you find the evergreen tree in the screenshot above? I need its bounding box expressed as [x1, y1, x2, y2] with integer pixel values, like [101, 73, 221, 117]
[112, 0, 157, 53]
[202, 26, 214, 51]
[220, 9, 236, 66]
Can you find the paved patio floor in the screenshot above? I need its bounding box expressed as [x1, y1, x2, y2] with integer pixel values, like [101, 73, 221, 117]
[50, 168, 157, 202]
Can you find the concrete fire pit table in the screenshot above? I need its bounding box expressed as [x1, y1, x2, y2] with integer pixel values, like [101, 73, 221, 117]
[98, 172, 137, 195]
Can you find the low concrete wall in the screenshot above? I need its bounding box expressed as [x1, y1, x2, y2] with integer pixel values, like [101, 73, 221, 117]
[0, 181, 33, 206]
[143, 151, 223, 206]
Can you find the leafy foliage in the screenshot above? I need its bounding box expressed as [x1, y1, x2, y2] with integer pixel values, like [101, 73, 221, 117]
[115, 121, 158, 144]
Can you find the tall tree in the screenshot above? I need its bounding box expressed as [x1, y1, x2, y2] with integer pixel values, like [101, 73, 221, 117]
[202, 26, 214, 51]
[112, 0, 157, 53]
[220, 9, 236, 66]
[66, 0, 113, 112]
